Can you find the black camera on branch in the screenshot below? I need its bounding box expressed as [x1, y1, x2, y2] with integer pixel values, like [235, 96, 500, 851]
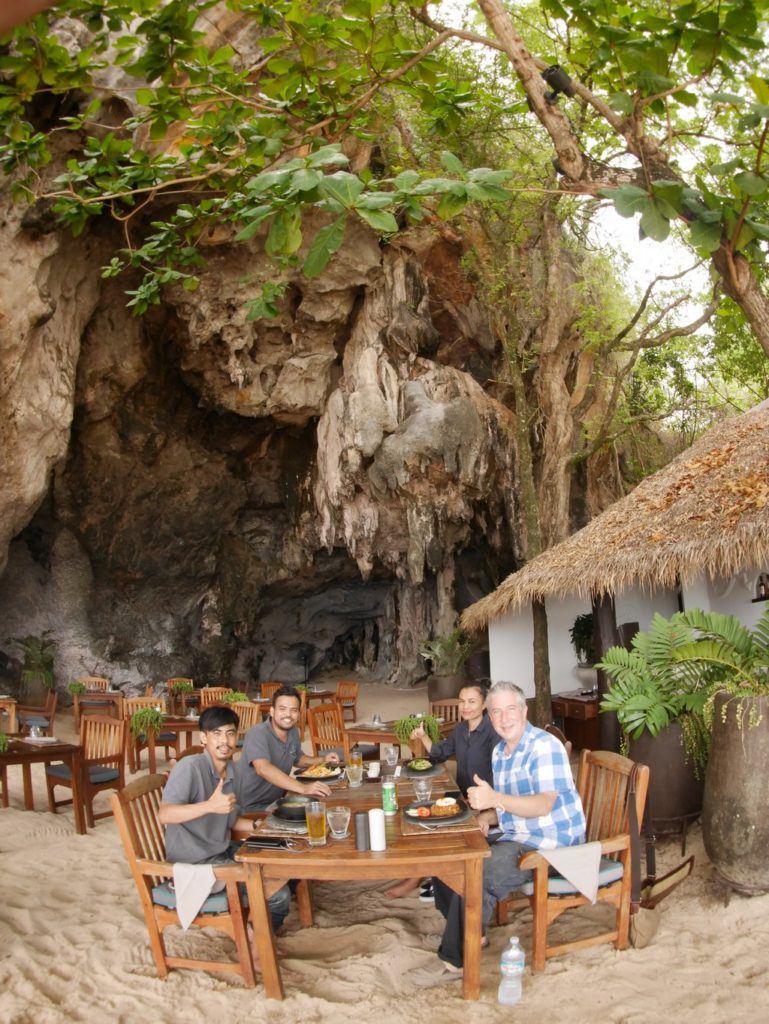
[541, 64, 575, 103]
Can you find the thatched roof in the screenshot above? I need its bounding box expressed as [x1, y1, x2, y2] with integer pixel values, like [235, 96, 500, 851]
[462, 401, 769, 631]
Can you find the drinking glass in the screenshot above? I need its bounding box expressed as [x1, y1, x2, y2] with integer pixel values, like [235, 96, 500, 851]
[349, 747, 363, 770]
[413, 778, 432, 802]
[305, 801, 327, 846]
[383, 745, 399, 769]
[326, 805, 351, 839]
[346, 764, 364, 787]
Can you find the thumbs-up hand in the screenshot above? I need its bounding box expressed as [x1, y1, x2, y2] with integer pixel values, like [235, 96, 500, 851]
[467, 774, 496, 812]
[208, 777, 236, 815]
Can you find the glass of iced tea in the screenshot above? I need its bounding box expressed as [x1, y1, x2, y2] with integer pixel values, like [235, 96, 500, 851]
[305, 800, 327, 846]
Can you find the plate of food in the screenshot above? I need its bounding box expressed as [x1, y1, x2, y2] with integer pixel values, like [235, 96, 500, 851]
[274, 795, 313, 821]
[402, 796, 472, 826]
[403, 758, 441, 778]
[294, 762, 344, 782]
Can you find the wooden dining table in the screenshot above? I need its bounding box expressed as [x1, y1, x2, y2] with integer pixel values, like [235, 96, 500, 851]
[139, 716, 200, 773]
[236, 767, 490, 1001]
[346, 717, 456, 757]
[0, 737, 87, 834]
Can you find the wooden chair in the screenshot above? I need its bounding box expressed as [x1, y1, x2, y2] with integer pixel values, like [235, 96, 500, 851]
[333, 680, 359, 722]
[46, 714, 127, 828]
[545, 722, 573, 760]
[497, 749, 650, 972]
[73, 676, 114, 730]
[111, 775, 256, 987]
[259, 682, 282, 702]
[306, 703, 352, 761]
[124, 696, 179, 772]
[234, 701, 262, 745]
[17, 690, 58, 736]
[199, 687, 233, 708]
[429, 698, 462, 725]
[165, 678, 194, 716]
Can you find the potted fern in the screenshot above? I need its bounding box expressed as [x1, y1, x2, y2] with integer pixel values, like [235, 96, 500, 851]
[598, 612, 710, 838]
[419, 628, 477, 702]
[7, 633, 56, 703]
[222, 691, 249, 704]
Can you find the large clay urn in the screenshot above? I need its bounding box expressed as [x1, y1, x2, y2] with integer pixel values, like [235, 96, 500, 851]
[628, 721, 704, 835]
[702, 691, 769, 895]
[427, 673, 465, 703]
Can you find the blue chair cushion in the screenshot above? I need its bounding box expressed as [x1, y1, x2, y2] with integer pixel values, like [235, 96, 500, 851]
[79, 699, 111, 708]
[136, 732, 176, 744]
[520, 856, 624, 896]
[24, 715, 50, 727]
[151, 882, 230, 915]
[46, 764, 120, 784]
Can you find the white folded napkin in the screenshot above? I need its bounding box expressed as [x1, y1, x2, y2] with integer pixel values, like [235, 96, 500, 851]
[172, 863, 224, 929]
[539, 841, 602, 903]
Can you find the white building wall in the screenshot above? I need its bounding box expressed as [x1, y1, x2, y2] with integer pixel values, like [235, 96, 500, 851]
[486, 569, 767, 701]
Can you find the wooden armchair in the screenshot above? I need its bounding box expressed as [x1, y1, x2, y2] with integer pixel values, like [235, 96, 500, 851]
[429, 698, 462, 725]
[165, 678, 195, 716]
[498, 749, 650, 972]
[73, 677, 114, 730]
[259, 682, 282, 702]
[199, 687, 233, 708]
[16, 690, 58, 736]
[111, 774, 256, 987]
[334, 680, 359, 722]
[306, 702, 351, 761]
[234, 701, 262, 746]
[46, 714, 127, 828]
[124, 696, 179, 772]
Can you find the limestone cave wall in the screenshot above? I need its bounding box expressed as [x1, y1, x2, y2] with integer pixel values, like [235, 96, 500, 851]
[0, 199, 519, 690]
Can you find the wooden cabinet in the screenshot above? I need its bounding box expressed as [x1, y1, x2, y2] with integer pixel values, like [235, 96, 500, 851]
[551, 691, 600, 751]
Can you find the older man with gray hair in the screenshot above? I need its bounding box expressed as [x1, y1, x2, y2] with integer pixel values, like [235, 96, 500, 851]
[433, 680, 586, 975]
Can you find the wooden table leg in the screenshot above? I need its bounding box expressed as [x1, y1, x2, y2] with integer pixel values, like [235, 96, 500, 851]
[462, 856, 484, 1000]
[148, 732, 157, 774]
[243, 865, 284, 999]
[21, 763, 34, 810]
[1, 765, 8, 808]
[68, 748, 87, 835]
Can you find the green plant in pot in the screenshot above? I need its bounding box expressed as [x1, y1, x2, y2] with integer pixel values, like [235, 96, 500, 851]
[130, 707, 164, 740]
[67, 682, 88, 696]
[168, 680, 194, 696]
[598, 613, 711, 775]
[419, 628, 477, 702]
[222, 691, 249, 704]
[7, 633, 55, 701]
[659, 606, 769, 895]
[569, 613, 595, 666]
[0, 732, 8, 754]
[393, 713, 442, 746]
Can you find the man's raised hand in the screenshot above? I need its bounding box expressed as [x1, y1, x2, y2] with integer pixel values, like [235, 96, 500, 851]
[208, 777, 236, 815]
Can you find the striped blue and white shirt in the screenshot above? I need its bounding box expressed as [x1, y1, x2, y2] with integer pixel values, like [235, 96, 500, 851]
[493, 722, 585, 849]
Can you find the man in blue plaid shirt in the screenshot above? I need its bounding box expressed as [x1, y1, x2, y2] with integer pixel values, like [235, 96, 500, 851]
[433, 680, 585, 974]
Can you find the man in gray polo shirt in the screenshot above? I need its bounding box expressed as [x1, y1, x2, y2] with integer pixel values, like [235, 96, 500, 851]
[236, 685, 339, 810]
[160, 704, 290, 930]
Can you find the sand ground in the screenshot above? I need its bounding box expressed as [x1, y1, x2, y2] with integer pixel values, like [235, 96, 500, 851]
[1, 677, 768, 1023]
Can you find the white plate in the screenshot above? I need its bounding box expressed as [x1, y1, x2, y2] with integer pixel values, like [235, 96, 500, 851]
[22, 736, 59, 744]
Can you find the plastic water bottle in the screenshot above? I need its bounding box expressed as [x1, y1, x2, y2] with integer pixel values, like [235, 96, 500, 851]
[497, 936, 525, 1007]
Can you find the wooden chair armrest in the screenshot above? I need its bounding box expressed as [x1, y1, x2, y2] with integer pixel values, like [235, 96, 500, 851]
[136, 858, 246, 882]
[519, 833, 631, 872]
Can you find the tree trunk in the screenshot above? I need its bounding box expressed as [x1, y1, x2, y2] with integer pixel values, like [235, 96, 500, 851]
[592, 593, 621, 752]
[531, 598, 551, 727]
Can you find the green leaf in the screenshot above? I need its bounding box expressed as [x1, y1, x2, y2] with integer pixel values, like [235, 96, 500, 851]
[734, 170, 767, 196]
[744, 217, 769, 240]
[234, 205, 273, 242]
[290, 168, 322, 192]
[355, 207, 399, 232]
[436, 191, 468, 219]
[392, 169, 421, 190]
[601, 185, 649, 218]
[748, 75, 769, 105]
[320, 171, 365, 208]
[607, 91, 634, 115]
[439, 151, 465, 175]
[689, 217, 722, 252]
[303, 216, 347, 277]
[265, 207, 302, 256]
[639, 200, 671, 241]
